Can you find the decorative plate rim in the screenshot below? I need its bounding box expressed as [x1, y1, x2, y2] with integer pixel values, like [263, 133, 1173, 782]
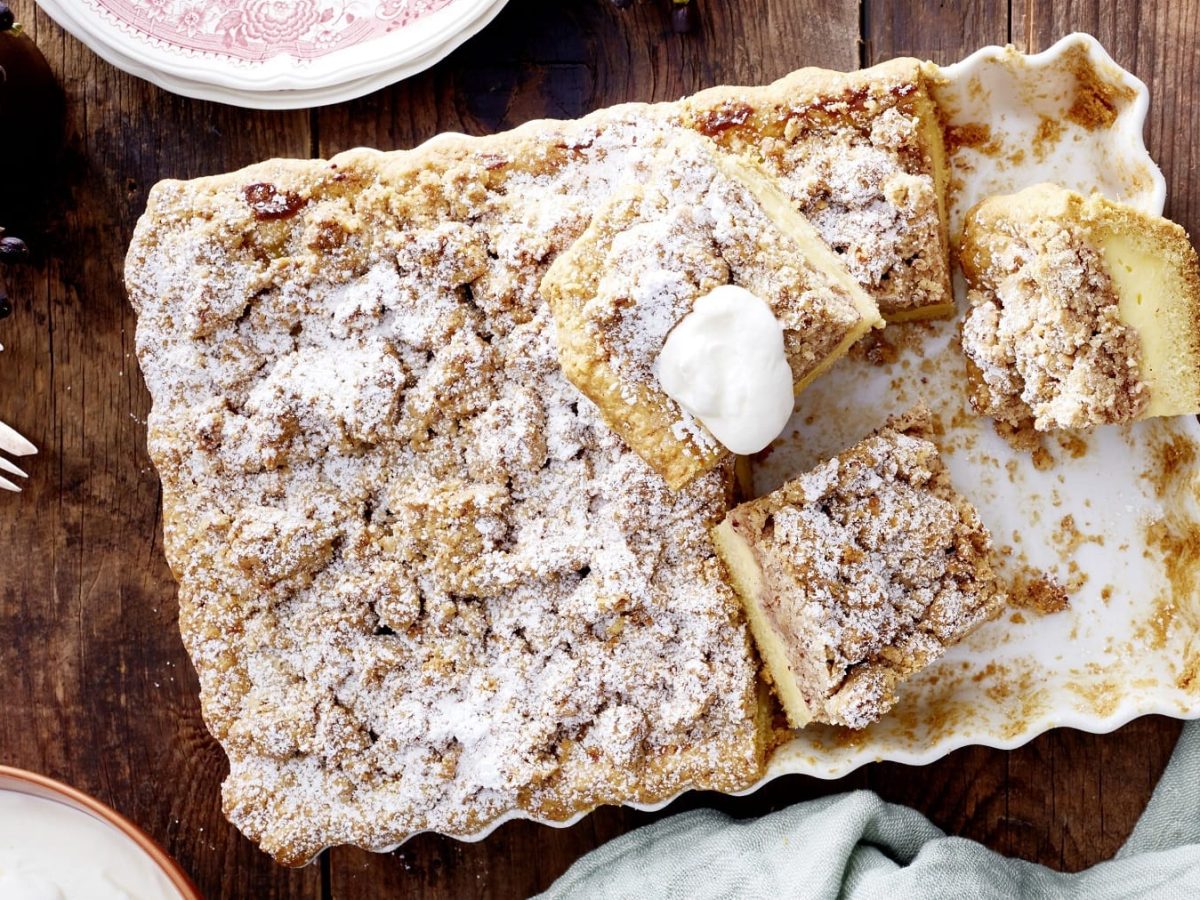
[34, 0, 511, 108]
[35, 0, 503, 93]
[939, 31, 1168, 215]
[0, 766, 202, 898]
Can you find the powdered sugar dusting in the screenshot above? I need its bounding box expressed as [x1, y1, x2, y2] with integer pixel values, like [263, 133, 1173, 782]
[693, 78, 951, 317]
[127, 114, 765, 865]
[542, 132, 872, 483]
[124, 62, 953, 862]
[960, 189, 1148, 429]
[726, 410, 1005, 729]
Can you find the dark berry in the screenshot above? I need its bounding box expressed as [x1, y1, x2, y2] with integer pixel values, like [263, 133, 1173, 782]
[0, 289, 10, 319]
[610, 0, 633, 7]
[0, 235, 29, 262]
[0, 5, 14, 33]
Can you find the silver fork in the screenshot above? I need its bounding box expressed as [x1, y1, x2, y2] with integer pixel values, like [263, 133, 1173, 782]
[0, 421, 35, 492]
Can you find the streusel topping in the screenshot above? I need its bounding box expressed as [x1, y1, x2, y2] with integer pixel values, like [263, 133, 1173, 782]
[770, 424, 995, 660]
[128, 114, 767, 864]
[543, 133, 870, 484]
[961, 209, 1149, 429]
[126, 59, 950, 863]
[683, 63, 952, 319]
[722, 409, 1005, 729]
[587, 137, 861, 390]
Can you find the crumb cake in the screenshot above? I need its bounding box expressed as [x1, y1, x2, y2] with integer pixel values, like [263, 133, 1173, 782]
[681, 57, 953, 321]
[124, 58, 950, 864]
[712, 408, 1006, 729]
[541, 132, 882, 490]
[960, 183, 1200, 430]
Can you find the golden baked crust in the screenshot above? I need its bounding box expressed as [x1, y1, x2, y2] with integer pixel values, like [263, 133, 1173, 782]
[712, 408, 1006, 729]
[541, 133, 881, 490]
[124, 58, 949, 865]
[961, 183, 1200, 429]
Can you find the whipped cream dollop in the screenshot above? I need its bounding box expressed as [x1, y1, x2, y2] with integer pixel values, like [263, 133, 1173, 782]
[655, 284, 795, 455]
[0, 791, 182, 900]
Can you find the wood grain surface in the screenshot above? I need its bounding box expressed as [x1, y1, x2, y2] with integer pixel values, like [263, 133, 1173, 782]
[0, 0, 1188, 896]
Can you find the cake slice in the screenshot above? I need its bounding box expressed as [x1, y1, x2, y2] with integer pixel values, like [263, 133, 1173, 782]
[681, 57, 954, 322]
[541, 133, 883, 490]
[960, 183, 1200, 430]
[712, 408, 1006, 729]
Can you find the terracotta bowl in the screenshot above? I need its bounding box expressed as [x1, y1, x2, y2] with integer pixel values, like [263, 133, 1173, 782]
[0, 765, 202, 899]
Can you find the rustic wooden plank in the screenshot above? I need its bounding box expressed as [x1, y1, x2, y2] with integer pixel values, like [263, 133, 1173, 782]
[314, 0, 859, 156]
[323, 0, 861, 895]
[1000, 719, 1182, 872]
[862, 0, 1009, 64]
[0, 1, 321, 896]
[1097, 715, 1182, 856]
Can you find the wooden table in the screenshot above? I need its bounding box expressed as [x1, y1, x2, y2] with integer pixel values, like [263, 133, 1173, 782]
[0, 0, 1191, 895]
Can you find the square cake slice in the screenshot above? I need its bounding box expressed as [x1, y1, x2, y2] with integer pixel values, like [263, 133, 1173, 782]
[712, 408, 1006, 729]
[960, 183, 1200, 430]
[541, 132, 882, 490]
[682, 57, 954, 322]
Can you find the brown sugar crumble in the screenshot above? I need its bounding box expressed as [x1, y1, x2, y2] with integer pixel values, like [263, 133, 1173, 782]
[857, 329, 900, 366]
[1053, 513, 1105, 555]
[960, 186, 1149, 431]
[1144, 432, 1199, 499]
[1009, 566, 1071, 615]
[1055, 432, 1090, 459]
[1145, 516, 1200, 613]
[1031, 115, 1064, 161]
[992, 417, 1057, 470]
[713, 407, 1007, 730]
[945, 122, 999, 155]
[1064, 45, 1136, 130]
[123, 58, 955, 865]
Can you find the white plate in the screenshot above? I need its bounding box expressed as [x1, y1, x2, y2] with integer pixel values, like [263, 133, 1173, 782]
[34, 0, 510, 109]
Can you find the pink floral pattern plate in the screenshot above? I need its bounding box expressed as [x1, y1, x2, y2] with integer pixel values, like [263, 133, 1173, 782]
[87, 0, 458, 63]
[36, 0, 507, 106]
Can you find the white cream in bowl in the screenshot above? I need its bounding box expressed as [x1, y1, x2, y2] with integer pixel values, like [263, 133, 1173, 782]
[0, 791, 182, 900]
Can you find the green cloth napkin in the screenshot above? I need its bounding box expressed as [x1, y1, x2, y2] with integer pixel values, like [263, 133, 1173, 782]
[541, 723, 1200, 899]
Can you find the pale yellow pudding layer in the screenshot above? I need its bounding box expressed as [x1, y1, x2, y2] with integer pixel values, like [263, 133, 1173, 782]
[712, 517, 814, 728]
[961, 183, 1200, 429]
[1099, 227, 1200, 417]
[882, 77, 955, 323]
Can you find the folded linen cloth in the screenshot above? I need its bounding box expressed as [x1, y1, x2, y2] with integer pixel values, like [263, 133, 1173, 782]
[541, 723, 1200, 899]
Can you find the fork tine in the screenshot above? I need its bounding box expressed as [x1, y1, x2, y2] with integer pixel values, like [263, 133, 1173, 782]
[0, 456, 26, 479]
[0, 422, 36, 456]
[0, 475, 20, 492]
